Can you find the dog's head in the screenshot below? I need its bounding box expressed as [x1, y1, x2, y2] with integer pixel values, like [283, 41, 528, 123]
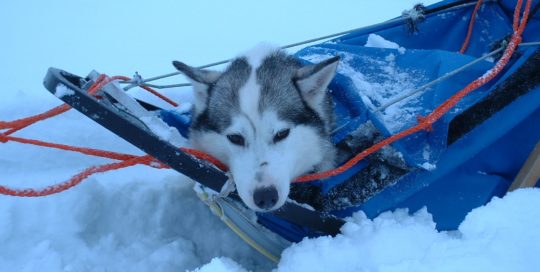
[173, 45, 338, 211]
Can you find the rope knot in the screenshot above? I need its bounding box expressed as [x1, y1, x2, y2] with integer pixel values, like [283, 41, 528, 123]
[416, 115, 434, 132]
[132, 72, 143, 86]
[403, 4, 426, 33]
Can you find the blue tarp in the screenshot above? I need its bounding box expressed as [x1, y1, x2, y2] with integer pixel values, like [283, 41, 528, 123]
[257, 0, 540, 242]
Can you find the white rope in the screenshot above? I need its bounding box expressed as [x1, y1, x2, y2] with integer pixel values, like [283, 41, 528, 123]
[374, 41, 540, 112]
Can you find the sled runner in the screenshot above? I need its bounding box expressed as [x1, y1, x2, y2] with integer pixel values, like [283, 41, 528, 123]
[33, 0, 540, 262]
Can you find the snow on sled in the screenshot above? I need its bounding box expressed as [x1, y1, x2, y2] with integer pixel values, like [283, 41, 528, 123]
[43, 0, 540, 262]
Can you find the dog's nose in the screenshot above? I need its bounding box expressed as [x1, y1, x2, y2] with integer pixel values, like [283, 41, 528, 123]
[253, 186, 278, 210]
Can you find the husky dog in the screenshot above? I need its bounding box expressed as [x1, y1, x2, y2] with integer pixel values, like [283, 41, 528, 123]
[173, 44, 339, 212]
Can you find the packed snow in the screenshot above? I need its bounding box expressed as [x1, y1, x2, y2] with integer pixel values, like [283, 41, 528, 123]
[0, 93, 272, 271]
[2, 1, 540, 272]
[54, 84, 75, 98]
[365, 33, 406, 54]
[200, 189, 540, 272]
[139, 115, 186, 147]
[195, 257, 249, 272]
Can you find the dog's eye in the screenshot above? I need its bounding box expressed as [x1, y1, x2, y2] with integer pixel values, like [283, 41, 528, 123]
[273, 129, 290, 143]
[227, 134, 245, 146]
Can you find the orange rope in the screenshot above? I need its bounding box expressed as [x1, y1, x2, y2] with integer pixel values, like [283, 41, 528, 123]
[0, 0, 533, 196]
[460, 0, 484, 54]
[1, 104, 71, 136]
[0, 74, 191, 197]
[0, 134, 137, 161]
[179, 147, 228, 170]
[0, 155, 162, 197]
[295, 0, 532, 183]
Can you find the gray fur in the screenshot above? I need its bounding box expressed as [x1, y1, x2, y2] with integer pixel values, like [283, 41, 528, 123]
[257, 51, 329, 135]
[173, 47, 339, 211]
[177, 58, 252, 133]
[176, 51, 336, 136]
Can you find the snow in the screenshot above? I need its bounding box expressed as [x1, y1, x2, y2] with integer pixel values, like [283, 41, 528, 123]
[139, 114, 186, 147]
[175, 102, 193, 114]
[365, 34, 406, 54]
[420, 162, 437, 170]
[4, 1, 540, 272]
[193, 257, 248, 272]
[54, 84, 75, 98]
[302, 51, 425, 133]
[0, 94, 270, 271]
[210, 189, 540, 272]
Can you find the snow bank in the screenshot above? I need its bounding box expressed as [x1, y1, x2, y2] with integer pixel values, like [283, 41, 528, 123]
[0, 93, 271, 272]
[0, 175, 271, 271]
[0, 174, 270, 271]
[196, 189, 540, 271]
[277, 188, 540, 272]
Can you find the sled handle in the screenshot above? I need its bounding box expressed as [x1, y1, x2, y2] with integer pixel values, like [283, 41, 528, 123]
[509, 140, 540, 191]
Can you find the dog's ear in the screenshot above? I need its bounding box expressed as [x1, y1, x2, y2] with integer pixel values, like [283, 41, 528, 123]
[294, 56, 339, 110]
[172, 61, 221, 112]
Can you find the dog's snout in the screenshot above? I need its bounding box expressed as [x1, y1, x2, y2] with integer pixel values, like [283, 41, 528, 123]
[253, 186, 278, 210]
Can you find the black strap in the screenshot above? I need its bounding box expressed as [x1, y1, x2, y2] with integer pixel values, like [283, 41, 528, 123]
[448, 48, 540, 144]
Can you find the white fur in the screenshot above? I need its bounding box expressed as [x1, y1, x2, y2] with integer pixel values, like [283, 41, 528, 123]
[191, 104, 330, 212]
[183, 45, 338, 212]
[239, 42, 280, 68]
[223, 111, 328, 211]
[237, 44, 280, 119]
[296, 60, 339, 124]
[238, 70, 261, 120]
